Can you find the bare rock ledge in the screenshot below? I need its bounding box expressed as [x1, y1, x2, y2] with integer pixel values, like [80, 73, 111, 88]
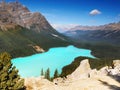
[25, 59, 120, 90]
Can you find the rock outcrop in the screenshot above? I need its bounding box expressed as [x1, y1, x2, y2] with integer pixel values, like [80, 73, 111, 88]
[108, 60, 120, 75]
[68, 59, 91, 80]
[25, 59, 120, 90]
[32, 45, 45, 52]
[67, 59, 120, 80]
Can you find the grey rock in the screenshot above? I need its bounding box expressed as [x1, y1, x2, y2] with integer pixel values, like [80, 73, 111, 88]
[0, 1, 56, 33]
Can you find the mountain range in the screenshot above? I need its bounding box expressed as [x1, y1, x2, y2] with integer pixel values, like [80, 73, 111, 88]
[63, 22, 120, 59]
[0, 1, 69, 57]
[68, 22, 120, 31]
[64, 22, 120, 45]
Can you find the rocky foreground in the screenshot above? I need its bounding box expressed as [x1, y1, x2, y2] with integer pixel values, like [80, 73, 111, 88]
[25, 59, 120, 90]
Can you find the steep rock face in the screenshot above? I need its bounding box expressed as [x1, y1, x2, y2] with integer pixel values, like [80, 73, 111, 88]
[0, 2, 56, 33]
[68, 59, 91, 79]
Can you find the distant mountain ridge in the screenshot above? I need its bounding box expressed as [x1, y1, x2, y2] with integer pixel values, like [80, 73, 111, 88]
[0, 1, 70, 57]
[64, 22, 120, 45]
[69, 22, 120, 31]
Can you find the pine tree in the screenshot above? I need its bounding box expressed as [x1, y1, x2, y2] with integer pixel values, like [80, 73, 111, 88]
[54, 69, 59, 79]
[45, 68, 50, 80]
[0, 52, 25, 90]
[41, 68, 44, 76]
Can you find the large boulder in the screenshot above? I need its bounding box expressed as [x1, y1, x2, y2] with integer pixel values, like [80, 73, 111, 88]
[113, 60, 120, 68]
[98, 66, 109, 75]
[109, 60, 120, 75]
[69, 59, 91, 80]
[89, 69, 98, 78]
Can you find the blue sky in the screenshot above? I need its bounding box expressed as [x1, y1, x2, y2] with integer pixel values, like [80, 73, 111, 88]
[6, 0, 120, 28]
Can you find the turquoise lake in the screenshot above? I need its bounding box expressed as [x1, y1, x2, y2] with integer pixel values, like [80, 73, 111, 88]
[12, 45, 94, 78]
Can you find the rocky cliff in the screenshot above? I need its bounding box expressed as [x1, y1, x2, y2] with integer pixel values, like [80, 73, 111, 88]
[25, 59, 120, 90]
[0, 1, 56, 33]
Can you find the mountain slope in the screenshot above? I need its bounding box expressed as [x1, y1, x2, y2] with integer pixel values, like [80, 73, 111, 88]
[0, 1, 70, 58]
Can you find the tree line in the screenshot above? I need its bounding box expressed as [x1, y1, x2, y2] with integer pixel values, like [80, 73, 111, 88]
[41, 68, 59, 81]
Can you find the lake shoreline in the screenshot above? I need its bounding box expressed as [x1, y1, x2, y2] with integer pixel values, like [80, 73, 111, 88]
[12, 45, 95, 78]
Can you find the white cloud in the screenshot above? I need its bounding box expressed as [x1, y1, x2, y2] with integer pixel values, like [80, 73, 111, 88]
[89, 9, 101, 15]
[51, 24, 79, 32]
